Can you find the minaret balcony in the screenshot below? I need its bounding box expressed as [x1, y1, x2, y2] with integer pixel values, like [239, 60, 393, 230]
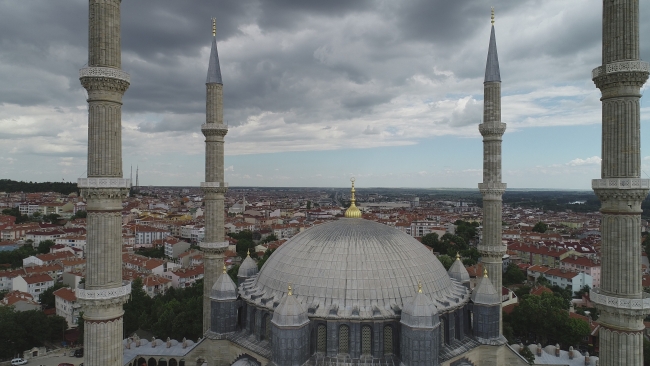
[592, 61, 649, 80]
[77, 281, 131, 301]
[590, 288, 650, 312]
[79, 67, 130, 83]
[78, 178, 131, 189]
[592, 178, 649, 190]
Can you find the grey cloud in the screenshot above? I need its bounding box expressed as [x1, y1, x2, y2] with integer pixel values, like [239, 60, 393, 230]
[137, 113, 203, 133]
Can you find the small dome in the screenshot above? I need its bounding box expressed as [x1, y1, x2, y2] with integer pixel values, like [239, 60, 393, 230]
[471, 271, 500, 305]
[400, 284, 439, 328]
[448, 254, 470, 283]
[238, 252, 258, 278]
[271, 287, 309, 327]
[211, 269, 237, 300]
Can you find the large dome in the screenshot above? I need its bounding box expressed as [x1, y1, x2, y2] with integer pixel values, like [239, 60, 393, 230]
[239, 219, 470, 319]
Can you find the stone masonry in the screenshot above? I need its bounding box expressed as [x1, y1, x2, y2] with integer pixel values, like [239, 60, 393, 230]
[77, 1, 131, 366]
[200, 19, 229, 334]
[590, 1, 650, 365]
[478, 12, 506, 335]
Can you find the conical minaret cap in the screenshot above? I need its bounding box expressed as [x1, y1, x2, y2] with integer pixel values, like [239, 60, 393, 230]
[448, 253, 470, 283]
[238, 249, 259, 278]
[272, 284, 309, 327]
[400, 282, 439, 328]
[210, 265, 237, 300]
[207, 18, 223, 84]
[471, 269, 501, 305]
[484, 11, 501, 83]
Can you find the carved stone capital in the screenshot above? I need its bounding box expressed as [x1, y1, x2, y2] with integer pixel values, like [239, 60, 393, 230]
[81, 75, 130, 94]
[592, 61, 650, 79]
[78, 178, 131, 189]
[201, 123, 228, 137]
[592, 179, 649, 212]
[80, 67, 130, 83]
[593, 71, 649, 90]
[77, 283, 131, 309]
[479, 182, 506, 198]
[479, 123, 506, 137]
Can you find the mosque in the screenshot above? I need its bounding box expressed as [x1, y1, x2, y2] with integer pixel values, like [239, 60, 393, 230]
[78, 1, 647, 366]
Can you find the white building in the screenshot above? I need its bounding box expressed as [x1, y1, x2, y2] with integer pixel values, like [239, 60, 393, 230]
[54, 287, 80, 328]
[12, 273, 54, 298]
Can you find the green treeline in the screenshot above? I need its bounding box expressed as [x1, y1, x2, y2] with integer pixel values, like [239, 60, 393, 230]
[0, 307, 68, 359]
[0, 179, 78, 195]
[120, 277, 203, 341]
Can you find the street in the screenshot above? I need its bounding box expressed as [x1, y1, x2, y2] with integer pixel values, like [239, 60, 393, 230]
[24, 350, 83, 366]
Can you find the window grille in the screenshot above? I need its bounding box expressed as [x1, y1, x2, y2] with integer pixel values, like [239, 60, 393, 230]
[339, 325, 349, 354]
[383, 326, 393, 354]
[317, 325, 327, 352]
[362, 325, 372, 355]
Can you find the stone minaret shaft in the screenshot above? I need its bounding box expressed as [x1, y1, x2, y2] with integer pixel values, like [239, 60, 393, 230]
[478, 16, 506, 335]
[590, 1, 650, 365]
[77, 1, 131, 366]
[200, 19, 229, 334]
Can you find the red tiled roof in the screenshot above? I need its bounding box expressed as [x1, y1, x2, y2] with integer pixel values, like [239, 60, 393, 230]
[53, 287, 77, 302]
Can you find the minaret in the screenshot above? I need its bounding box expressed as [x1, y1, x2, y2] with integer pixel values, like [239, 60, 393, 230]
[478, 8, 506, 334]
[590, 1, 650, 365]
[77, 1, 131, 366]
[200, 18, 229, 334]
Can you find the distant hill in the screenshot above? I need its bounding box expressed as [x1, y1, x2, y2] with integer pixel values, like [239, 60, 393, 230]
[0, 179, 78, 195]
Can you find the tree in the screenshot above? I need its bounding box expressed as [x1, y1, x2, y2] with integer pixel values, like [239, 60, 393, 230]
[123, 277, 153, 336]
[261, 234, 278, 244]
[437, 255, 453, 270]
[72, 210, 87, 220]
[43, 213, 61, 223]
[519, 346, 535, 365]
[37, 239, 56, 254]
[39, 283, 69, 308]
[575, 285, 591, 299]
[532, 221, 548, 233]
[503, 263, 526, 286]
[306, 201, 311, 210]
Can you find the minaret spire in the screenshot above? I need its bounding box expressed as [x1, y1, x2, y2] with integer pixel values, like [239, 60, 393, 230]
[200, 18, 229, 334]
[207, 18, 223, 84]
[344, 177, 362, 218]
[590, 1, 650, 365]
[478, 7, 506, 336]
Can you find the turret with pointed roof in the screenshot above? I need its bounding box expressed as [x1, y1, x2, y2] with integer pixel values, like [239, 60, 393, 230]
[478, 6, 507, 336]
[200, 17, 230, 334]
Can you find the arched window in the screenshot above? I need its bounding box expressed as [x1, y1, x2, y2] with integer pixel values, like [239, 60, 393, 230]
[260, 313, 268, 340]
[158, 358, 167, 366]
[179, 360, 186, 366]
[383, 325, 393, 355]
[138, 357, 146, 366]
[339, 324, 350, 354]
[237, 306, 244, 330]
[169, 359, 178, 366]
[250, 310, 256, 335]
[440, 318, 446, 347]
[317, 324, 327, 353]
[361, 325, 372, 355]
[148, 358, 157, 366]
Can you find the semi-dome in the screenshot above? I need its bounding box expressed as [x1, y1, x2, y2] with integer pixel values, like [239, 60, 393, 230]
[239, 218, 470, 318]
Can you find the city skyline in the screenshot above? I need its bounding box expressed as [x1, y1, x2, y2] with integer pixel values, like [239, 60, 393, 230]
[1, 0, 649, 189]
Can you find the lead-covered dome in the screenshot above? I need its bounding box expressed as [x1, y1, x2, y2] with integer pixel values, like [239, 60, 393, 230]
[240, 219, 470, 318]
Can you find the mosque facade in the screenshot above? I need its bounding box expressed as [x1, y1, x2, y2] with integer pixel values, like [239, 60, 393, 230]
[78, 1, 648, 366]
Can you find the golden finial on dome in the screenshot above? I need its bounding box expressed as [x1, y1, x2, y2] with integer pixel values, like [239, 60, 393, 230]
[484, 269, 489, 278]
[222, 264, 227, 274]
[344, 177, 362, 218]
[456, 252, 461, 261]
[491, 7, 495, 25]
[288, 284, 293, 296]
[418, 281, 423, 293]
[212, 17, 216, 37]
[247, 248, 250, 257]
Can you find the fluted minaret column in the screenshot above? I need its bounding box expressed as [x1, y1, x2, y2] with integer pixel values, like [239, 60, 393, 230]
[478, 9, 506, 335]
[77, 2, 131, 366]
[200, 18, 229, 334]
[590, 1, 650, 365]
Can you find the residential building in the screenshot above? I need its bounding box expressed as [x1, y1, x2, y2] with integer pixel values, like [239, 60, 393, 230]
[12, 273, 54, 298]
[54, 287, 81, 328]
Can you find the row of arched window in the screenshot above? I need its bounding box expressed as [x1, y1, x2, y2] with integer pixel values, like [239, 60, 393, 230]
[313, 324, 395, 356]
[130, 357, 186, 366]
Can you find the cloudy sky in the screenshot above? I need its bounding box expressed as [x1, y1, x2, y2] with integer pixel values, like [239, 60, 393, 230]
[1, 0, 649, 189]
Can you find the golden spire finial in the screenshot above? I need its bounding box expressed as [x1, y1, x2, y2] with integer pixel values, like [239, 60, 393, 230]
[483, 269, 489, 278]
[247, 248, 250, 257]
[456, 252, 461, 261]
[344, 177, 362, 218]
[491, 7, 495, 25]
[288, 284, 293, 296]
[222, 264, 227, 274]
[418, 281, 423, 293]
[212, 17, 216, 37]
